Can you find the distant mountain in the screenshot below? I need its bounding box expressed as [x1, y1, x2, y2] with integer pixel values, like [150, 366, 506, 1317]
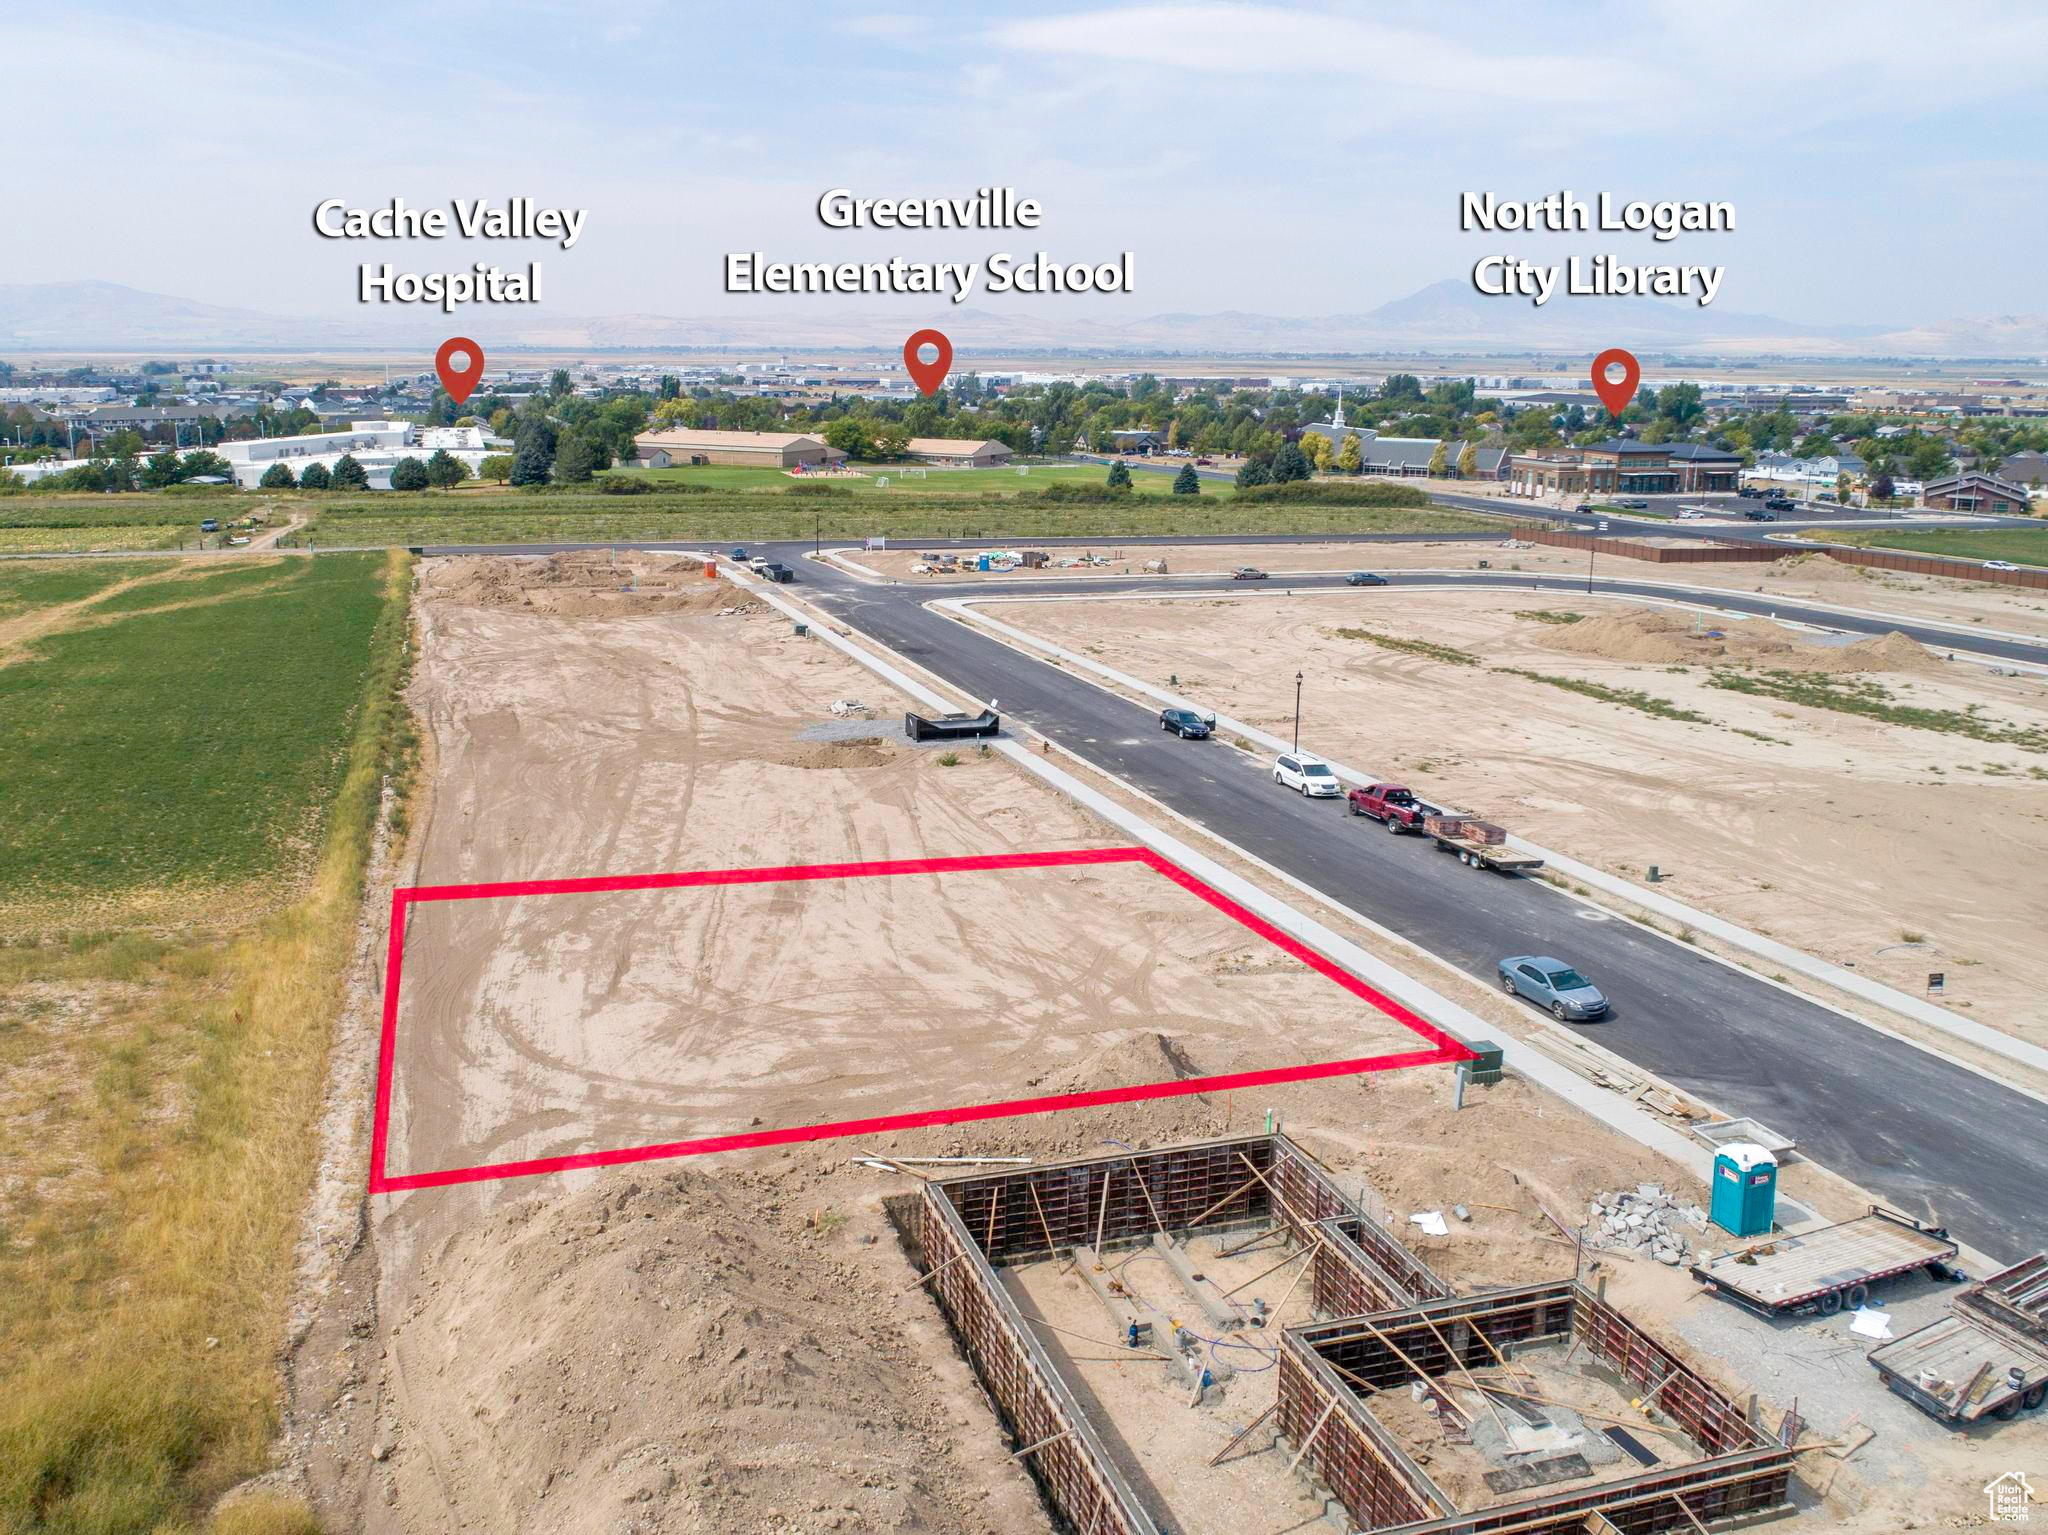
[3, 278, 2043, 361]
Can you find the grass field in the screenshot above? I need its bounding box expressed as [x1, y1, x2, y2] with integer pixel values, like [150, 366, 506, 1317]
[0, 556, 388, 909]
[1818, 525, 2048, 567]
[0, 551, 414, 1535]
[271, 479, 1495, 547]
[629, 460, 1240, 497]
[0, 494, 237, 553]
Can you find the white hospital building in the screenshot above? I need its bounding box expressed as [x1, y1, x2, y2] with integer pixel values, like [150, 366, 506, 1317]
[214, 422, 510, 489]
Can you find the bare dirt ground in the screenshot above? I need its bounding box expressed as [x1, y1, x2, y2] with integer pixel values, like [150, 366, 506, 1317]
[287, 551, 2021, 1534]
[843, 540, 2048, 643]
[983, 588, 2048, 1049]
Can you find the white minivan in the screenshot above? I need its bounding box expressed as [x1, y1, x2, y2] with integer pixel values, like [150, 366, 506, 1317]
[1274, 752, 1342, 798]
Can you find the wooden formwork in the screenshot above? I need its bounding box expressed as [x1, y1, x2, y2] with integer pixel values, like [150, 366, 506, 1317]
[915, 1134, 1443, 1533]
[918, 1183, 1151, 1534]
[1278, 1281, 1795, 1534]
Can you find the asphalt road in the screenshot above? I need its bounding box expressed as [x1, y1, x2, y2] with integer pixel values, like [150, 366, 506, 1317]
[749, 547, 2048, 1263]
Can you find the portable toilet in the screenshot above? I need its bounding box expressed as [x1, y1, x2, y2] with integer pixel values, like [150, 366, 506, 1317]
[1709, 1143, 1778, 1238]
[977, 553, 991, 571]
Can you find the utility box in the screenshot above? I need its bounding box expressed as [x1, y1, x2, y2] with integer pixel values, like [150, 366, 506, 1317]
[1462, 1040, 1505, 1085]
[1710, 1143, 1778, 1238]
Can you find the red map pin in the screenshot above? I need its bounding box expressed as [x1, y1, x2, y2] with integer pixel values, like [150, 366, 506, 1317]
[1591, 347, 1640, 416]
[435, 337, 485, 405]
[903, 329, 953, 397]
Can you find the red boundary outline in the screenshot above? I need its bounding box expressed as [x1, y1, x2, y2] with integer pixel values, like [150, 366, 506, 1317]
[369, 846, 1473, 1193]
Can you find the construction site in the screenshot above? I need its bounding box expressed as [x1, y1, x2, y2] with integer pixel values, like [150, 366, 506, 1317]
[270, 548, 2047, 1535]
[908, 1134, 1796, 1535]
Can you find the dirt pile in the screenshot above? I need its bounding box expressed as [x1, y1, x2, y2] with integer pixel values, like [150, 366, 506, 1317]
[424, 552, 761, 619]
[380, 1167, 1032, 1534]
[779, 740, 899, 771]
[1541, 607, 1934, 673]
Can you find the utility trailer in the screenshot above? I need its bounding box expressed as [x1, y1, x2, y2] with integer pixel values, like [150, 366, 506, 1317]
[1421, 813, 1545, 875]
[904, 708, 1000, 742]
[1868, 1252, 2048, 1427]
[1690, 1206, 1958, 1320]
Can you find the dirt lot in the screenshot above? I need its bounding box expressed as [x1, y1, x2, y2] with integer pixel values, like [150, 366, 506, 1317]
[289, 552, 2018, 1535]
[982, 588, 2048, 1050]
[842, 540, 2048, 642]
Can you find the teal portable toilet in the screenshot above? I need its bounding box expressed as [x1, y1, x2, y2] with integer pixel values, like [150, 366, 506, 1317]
[1709, 1143, 1778, 1237]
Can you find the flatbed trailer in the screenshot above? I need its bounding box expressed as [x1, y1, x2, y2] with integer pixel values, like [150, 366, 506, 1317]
[1420, 814, 1544, 875]
[1868, 1252, 2048, 1426]
[1690, 1206, 1958, 1319]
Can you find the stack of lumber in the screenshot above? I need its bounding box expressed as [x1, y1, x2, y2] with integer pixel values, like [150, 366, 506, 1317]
[1424, 814, 1505, 843]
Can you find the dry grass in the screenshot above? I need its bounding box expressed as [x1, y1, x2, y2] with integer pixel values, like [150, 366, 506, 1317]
[0, 551, 416, 1535]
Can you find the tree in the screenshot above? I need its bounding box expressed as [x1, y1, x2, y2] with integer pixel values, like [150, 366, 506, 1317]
[1236, 458, 1271, 489]
[510, 436, 552, 487]
[1336, 434, 1362, 474]
[1457, 442, 1479, 478]
[1794, 431, 1834, 460]
[331, 453, 370, 490]
[298, 461, 331, 490]
[1302, 431, 1333, 472]
[1172, 463, 1200, 495]
[179, 450, 234, 481]
[389, 456, 430, 491]
[1656, 382, 1704, 435]
[141, 448, 186, 488]
[478, 453, 515, 485]
[1270, 441, 1311, 483]
[259, 462, 297, 489]
[553, 431, 596, 484]
[1871, 465, 1896, 500]
[1105, 459, 1134, 493]
[823, 418, 878, 462]
[548, 368, 574, 399]
[1426, 442, 1448, 477]
[424, 448, 469, 489]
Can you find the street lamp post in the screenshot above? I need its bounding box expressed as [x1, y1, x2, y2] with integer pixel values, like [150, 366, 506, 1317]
[1292, 670, 1304, 752]
[1586, 536, 1596, 595]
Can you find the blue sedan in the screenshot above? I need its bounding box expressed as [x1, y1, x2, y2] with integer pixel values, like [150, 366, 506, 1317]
[1498, 955, 1609, 1022]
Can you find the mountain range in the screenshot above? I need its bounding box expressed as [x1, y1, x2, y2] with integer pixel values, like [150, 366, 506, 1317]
[2, 278, 2045, 361]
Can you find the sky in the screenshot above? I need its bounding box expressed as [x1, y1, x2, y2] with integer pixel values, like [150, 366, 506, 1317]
[7, 0, 2047, 330]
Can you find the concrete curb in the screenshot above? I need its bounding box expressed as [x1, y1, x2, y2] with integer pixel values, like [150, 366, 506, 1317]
[941, 594, 2048, 1083]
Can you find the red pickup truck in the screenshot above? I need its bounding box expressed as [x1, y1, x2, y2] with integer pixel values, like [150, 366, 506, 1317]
[1347, 782, 1427, 831]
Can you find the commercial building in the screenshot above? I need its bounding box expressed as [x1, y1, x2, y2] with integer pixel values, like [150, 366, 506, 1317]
[904, 437, 1013, 468]
[1922, 471, 2034, 516]
[1509, 439, 1739, 497]
[633, 429, 846, 469]
[213, 421, 509, 489]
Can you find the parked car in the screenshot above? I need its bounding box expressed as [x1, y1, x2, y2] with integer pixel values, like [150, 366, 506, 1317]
[1347, 781, 1426, 830]
[200, 519, 220, 533]
[1160, 707, 1212, 738]
[749, 557, 772, 574]
[1743, 509, 1777, 521]
[1273, 752, 1342, 798]
[1616, 497, 1649, 510]
[730, 546, 750, 563]
[1194, 457, 1214, 466]
[1232, 566, 1269, 581]
[1764, 495, 1795, 511]
[759, 561, 796, 582]
[1676, 509, 1705, 520]
[1498, 956, 1610, 1021]
[1345, 571, 1388, 586]
[1738, 486, 1765, 499]
[1985, 560, 2021, 572]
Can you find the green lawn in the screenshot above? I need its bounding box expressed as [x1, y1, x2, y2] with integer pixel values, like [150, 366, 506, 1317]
[0, 553, 390, 903]
[1816, 525, 2048, 568]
